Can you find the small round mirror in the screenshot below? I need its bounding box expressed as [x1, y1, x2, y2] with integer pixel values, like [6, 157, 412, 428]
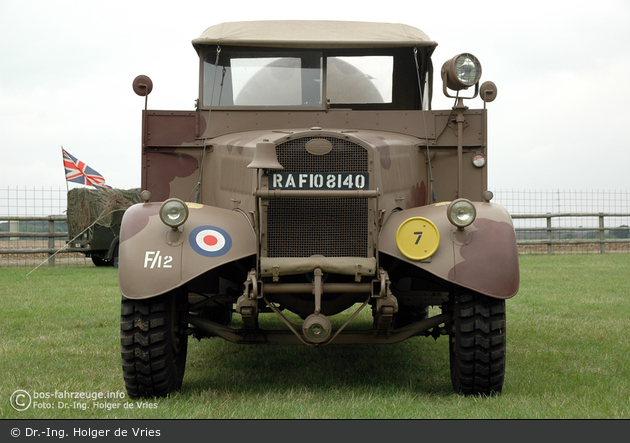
[480, 81, 497, 103]
[132, 75, 153, 97]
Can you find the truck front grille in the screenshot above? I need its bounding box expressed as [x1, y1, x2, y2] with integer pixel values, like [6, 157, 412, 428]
[275, 137, 368, 172]
[266, 137, 370, 258]
[267, 197, 368, 258]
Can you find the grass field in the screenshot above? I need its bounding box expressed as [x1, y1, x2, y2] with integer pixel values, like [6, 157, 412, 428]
[1, 254, 629, 419]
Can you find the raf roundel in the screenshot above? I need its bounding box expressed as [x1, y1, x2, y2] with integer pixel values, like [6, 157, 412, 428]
[189, 226, 233, 257]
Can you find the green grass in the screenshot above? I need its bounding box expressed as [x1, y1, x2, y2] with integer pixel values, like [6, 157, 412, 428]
[1, 255, 629, 419]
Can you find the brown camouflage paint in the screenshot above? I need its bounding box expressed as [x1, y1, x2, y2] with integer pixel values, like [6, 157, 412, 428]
[227, 135, 260, 154]
[355, 132, 391, 169]
[119, 203, 160, 243]
[144, 150, 198, 201]
[448, 218, 520, 299]
[409, 182, 427, 208]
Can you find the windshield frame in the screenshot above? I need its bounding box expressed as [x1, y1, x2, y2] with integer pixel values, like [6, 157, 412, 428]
[198, 46, 429, 111]
[201, 47, 324, 110]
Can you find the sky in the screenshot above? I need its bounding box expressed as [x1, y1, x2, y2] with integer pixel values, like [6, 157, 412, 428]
[1, 0, 629, 193]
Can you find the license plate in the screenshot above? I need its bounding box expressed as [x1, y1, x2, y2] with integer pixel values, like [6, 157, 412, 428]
[270, 172, 369, 190]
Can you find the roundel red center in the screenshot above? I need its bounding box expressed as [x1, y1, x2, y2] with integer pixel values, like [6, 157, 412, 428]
[203, 235, 218, 246]
[190, 226, 232, 258]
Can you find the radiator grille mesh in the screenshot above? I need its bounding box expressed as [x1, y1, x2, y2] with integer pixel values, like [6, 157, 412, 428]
[274, 137, 368, 172]
[266, 137, 370, 258]
[267, 198, 368, 258]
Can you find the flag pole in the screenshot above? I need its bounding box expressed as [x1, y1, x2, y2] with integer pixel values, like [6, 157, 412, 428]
[62, 146, 69, 193]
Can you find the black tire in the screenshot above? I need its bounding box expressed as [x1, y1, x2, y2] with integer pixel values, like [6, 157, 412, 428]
[112, 244, 119, 269]
[120, 289, 188, 398]
[448, 291, 506, 395]
[91, 256, 107, 267]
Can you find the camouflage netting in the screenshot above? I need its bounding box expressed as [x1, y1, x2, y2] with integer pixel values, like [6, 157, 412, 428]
[67, 188, 142, 238]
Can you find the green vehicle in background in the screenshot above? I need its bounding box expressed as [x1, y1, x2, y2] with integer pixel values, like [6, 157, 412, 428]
[66, 188, 141, 267]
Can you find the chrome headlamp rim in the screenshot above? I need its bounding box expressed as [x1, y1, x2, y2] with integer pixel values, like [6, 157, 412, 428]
[454, 53, 481, 87]
[159, 198, 189, 229]
[447, 198, 477, 229]
[442, 53, 482, 91]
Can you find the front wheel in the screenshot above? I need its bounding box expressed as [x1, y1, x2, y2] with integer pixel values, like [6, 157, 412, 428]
[120, 288, 189, 398]
[448, 291, 506, 395]
[91, 255, 107, 267]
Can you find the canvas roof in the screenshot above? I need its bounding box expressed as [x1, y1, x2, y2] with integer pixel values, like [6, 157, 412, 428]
[192, 21, 437, 49]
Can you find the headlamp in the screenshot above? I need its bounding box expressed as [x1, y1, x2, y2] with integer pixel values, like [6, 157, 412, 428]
[160, 198, 189, 229]
[441, 53, 482, 97]
[447, 199, 477, 229]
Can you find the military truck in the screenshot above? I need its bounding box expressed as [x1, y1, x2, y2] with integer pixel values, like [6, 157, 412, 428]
[67, 188, 141, 267]
[119, 21, 519, 398]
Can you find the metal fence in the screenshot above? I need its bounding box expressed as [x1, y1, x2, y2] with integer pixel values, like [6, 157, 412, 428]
[1, 187, 629, 268]
[493, 189, 630, 254]
[0, 186, 69, 217]
[0, 215, 67, 260]
[0, 187, 90, 268]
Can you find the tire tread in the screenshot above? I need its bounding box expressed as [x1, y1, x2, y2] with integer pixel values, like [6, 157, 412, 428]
[450, 291, 506, 395]
[120, 292, 187, 398]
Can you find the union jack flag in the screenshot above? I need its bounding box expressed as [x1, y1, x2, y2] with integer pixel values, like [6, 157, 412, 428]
[62, 148, 111, 189]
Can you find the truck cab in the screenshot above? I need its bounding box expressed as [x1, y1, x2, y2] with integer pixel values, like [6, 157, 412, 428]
[119, 21, 519, 398]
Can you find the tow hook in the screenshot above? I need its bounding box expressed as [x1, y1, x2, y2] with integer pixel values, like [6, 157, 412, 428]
[236, 269, 259, 330]
[302, 268, 332, 344]
[374, 269, 398, 331]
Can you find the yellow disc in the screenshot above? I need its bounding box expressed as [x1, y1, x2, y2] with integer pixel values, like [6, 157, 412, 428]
[395, 217, 440, 261]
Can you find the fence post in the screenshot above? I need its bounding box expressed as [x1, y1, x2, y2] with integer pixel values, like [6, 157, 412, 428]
[48, 217, 56, 267]
[546, 213, 552, 255]
[9, 220, 19, 241]
[599, 213, 605, 254]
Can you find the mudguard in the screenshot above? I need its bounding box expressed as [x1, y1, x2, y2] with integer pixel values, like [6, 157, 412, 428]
[105, 236, 120, 261]
[379, 202, 519, 299]
[118, 202, 256, 299]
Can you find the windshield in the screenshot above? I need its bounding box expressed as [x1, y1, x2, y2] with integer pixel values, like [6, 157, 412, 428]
[327, 56, 392, 104]
[202, 49, 394, 108]
[203, 50, 323, 107]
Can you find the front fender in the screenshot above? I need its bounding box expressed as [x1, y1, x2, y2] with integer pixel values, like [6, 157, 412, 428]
[105, 236, 119, 261]
[379, 202, 519, 299]
[118, 202, 256, 299]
